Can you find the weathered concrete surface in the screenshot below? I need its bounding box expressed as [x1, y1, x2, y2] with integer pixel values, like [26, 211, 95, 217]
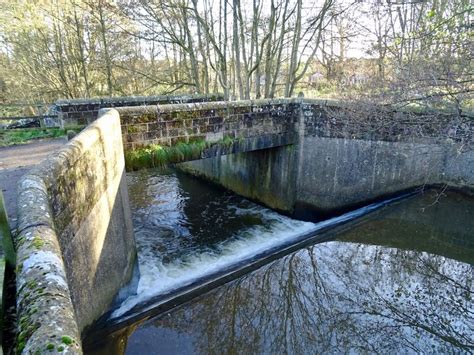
[294, 137, 448, 216]
[15, 109, 136, 353]
[179, 145, 297, 212]
[178, 99, 473, 218]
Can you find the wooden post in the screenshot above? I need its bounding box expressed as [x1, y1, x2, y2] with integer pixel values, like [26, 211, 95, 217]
[38, 105, 45, 128]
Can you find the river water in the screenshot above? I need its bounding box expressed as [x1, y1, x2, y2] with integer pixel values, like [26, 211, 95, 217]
[85, 168, 474, 354]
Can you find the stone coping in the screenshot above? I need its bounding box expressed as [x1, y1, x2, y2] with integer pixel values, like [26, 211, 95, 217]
[114, 97, 473, 115]
[115, 98, 298, 115]
[14, 110, 122, 354]
[55, 94, 223, 107]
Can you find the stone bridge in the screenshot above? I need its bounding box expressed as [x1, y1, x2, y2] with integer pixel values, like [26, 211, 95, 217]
[115, 99, 299, 169]
[56, 93, 223, 127]
[13, 97, 473, 353]
[107, 98, 473, 175]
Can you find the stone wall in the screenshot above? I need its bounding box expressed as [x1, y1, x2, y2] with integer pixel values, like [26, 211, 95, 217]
[56, 94, 223, 127]
[179, 99, 473, 218]
[300, 99, 472, 145]
[117, 99, 298, 149]
[116, 100, 299, 168]
[15, 109, 136, 353]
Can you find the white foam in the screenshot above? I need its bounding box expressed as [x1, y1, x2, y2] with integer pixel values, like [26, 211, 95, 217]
[111, 212, 317, 318]
[111, 190, 404, 319]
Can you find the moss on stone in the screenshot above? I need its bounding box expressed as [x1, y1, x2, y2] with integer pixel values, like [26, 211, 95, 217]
[27, 280, 38, 290]
[17, 340, 25, 353]
[16, 262, 23, 274]
[32, 235, 44, 249]
[15, 235, 26, 249]
[16, 321, 40, 353]
[127, 125, 140, 134]
[46, 343, 55, 350]
[61, 335, 74, 345]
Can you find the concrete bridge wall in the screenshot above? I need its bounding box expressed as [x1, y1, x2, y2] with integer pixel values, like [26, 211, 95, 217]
[15, 109, 136, 353]
[179, 99, 473, 218]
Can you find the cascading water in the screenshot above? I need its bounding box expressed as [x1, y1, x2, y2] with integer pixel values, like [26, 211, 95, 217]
[112, 169, 318, 318]
[84, 168, 473, 354]
[110, 168, 414, 320]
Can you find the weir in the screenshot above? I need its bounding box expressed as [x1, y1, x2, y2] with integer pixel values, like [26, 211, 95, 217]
[13, 98, 473, 353]
[84, 184, 474, 353]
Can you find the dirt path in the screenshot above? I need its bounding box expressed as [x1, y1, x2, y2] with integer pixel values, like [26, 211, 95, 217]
[0, 138, 67, 228]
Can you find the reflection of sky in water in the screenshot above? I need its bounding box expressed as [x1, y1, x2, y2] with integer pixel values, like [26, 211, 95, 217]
[125, 242, 473, 354]
[120, 187, 474, 354]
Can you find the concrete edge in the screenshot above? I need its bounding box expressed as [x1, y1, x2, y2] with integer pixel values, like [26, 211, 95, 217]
[15, 109, 121, 354]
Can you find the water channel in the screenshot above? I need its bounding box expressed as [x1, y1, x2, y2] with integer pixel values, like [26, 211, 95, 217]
[85, 168, 474, 354]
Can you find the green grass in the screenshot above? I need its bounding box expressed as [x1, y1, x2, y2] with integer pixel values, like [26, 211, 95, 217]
[0, 126, 84, 147]
[125, 136, 241, 171]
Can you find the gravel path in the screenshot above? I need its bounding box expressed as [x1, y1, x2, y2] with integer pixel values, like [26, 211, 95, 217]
[0, 138, 67, 228]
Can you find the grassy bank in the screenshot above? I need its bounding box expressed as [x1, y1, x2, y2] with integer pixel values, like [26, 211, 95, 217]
[0, 127, 83, 147]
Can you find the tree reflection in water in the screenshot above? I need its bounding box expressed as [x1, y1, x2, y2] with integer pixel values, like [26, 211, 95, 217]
[129, 243, 472, 354]
[123, 191, 474, 354]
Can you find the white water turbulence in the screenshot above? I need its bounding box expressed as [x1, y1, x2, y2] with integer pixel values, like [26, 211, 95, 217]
[112, 169, 404, 319]
[112, 170, 318, 318]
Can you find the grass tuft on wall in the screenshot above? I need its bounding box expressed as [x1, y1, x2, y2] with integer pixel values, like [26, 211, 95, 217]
[124, 136, 241, 171]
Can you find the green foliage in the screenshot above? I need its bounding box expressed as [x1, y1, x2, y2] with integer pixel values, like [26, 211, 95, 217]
[0, 127, 77, 147]
[60, 336, 73, 345]
[222, 135, 234, 147]
[125, 136, 240, 171]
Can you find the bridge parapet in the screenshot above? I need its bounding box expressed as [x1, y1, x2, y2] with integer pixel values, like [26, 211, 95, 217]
[56, 93, 223, 127]
[15, 110, 136, 354]
[116, 99, 300, 169]
[112, 97, 472, 170]
[301, 98, 473, 145]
